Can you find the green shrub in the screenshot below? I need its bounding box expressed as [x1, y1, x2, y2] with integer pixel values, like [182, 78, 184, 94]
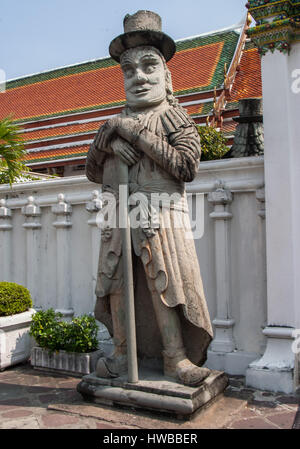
[197, 125, 229, 161]
[29, 309, 99, 353]
[0, 282, 32, 316]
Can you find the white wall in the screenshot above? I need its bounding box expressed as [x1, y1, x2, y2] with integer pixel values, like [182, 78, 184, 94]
[0, 156, 266, 374]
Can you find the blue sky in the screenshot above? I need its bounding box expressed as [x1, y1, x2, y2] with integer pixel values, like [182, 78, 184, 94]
[0, 0, 247, 80]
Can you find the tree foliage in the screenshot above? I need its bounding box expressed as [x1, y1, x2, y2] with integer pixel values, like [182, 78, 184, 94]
[0, 116, 29, 185]
[197, 125, 229, 161]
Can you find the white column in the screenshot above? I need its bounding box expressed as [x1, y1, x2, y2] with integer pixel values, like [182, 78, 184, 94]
[85, 190, 101, 302]
[0, 199, 12, 281]
[246, 43, 300, 394]
[253, 188, 268, 357]
[52, 193, 73, 320]
[208, 181, 235, 353]
[22, 196, 41, 308]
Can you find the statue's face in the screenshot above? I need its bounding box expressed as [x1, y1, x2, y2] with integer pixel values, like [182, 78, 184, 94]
[120, 47, 166, 110]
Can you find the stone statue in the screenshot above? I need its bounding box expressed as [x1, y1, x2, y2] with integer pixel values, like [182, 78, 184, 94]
[86, 10, 213, 387]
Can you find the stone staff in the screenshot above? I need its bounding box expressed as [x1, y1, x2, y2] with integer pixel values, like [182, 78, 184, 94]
[117, 158, 138, 383]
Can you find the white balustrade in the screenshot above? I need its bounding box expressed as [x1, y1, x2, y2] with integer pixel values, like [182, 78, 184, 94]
[0, 157, 266, 374]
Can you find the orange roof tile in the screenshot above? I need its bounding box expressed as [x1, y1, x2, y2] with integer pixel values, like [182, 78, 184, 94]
[1, 30, 240, 123]
[230, 48, 262, 101]
[1, 67, 125, 122]
[168, 42, 224, 92]
[25, 145, 89, 163]
[222, 120, 238, 135]
[22, 120, 104, 142]
[0, 28, 260, 167]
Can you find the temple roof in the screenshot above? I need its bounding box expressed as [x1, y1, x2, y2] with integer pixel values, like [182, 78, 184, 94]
[0, 24, 262, 169]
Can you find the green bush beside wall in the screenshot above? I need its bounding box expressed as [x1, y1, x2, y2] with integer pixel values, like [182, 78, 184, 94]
[0, 282, 32, 317]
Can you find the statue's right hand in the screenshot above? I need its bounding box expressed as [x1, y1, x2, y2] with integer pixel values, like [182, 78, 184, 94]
[93, 124, 109, 152]
[111, 137, 140, 166]
[94, 118, 122, 151]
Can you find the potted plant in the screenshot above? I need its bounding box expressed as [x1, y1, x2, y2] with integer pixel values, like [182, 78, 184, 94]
[0, 282, 35, 370]
[30, 309, 102, 376]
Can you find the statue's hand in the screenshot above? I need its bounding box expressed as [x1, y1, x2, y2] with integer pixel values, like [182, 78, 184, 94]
[114, 117, 145, 146]
[94, 116, 146, 153]
[111, 137, 140, 166]
[94, 117, 121, 151]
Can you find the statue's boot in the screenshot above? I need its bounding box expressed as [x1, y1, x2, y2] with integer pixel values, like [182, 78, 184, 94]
[150, 289, 210, 387]
[163, 348, 210, 387]
[95, 291, 128, 378]
[96, 353, 127, 378]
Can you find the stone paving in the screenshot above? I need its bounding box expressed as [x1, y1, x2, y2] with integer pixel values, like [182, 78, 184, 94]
[0, 362, 299, 429]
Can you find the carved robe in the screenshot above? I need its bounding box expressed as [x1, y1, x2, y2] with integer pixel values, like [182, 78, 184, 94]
[86, 102, 213, 365]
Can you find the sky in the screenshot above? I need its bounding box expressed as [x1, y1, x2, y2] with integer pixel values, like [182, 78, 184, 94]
[0, 0, 247, 81]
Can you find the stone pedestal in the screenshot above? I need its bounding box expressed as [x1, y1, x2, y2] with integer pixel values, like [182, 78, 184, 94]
[77, 366, 228, 418]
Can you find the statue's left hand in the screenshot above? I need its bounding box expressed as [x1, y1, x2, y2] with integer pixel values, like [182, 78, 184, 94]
[95, 116, 144, 150]
[111, 137, 140, 166]
[113, 117, 143, 144]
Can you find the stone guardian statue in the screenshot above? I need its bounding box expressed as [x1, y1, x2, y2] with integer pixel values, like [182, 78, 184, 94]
[85, 10, 214, 387]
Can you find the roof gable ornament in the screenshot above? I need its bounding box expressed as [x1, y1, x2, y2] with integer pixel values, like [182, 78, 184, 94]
[210, 14, 251, 129]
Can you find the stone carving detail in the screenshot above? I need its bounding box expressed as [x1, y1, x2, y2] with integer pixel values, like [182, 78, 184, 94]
[85, 190, 102, 215]
[52, 193, 72, 228]
[0, 199, 12, 230]
[22, 196, 41, 229]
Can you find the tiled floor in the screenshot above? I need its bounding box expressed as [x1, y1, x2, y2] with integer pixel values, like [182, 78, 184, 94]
[0, 363, 299, 429]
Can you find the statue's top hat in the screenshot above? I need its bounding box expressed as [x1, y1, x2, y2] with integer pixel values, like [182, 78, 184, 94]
[109, 10, 176, 63]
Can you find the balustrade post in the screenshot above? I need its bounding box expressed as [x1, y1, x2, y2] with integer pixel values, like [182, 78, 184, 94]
[208, 181, 235, 353]
[52, 193, 73, 319]
[22, 196, 42, 307]
[85, 190, 102, 302]
[0, 199, 12, 281]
